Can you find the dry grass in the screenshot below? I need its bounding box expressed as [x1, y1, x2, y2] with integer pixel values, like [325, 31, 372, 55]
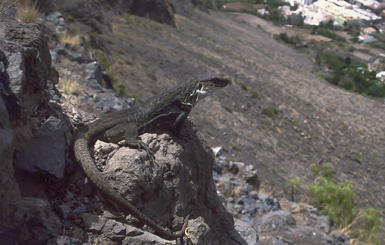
[57, 33, 79, 50]
[16, 0, 41, 23]
[58, 78, 77, 95]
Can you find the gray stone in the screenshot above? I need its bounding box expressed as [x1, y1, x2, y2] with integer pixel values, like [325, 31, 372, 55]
[59, 203, 72, 219]
[82, 213, 107, 233]
[84, 61, 112, 90]
[187, 217, 213, 244]
[0, 20, 52, 113]
[0, 95, 20, 235]
[125, 225, 144, 237]
[101, 219, 117, 234]
[329, 231, 350, 245]
[233, 219, 259, 245]
[121, 233, 170, 245]
[56, 236, 82, 245]
[269, 237, 285, 245]
[14, 197, 62, 244]
[15, 116, 72, 178]
[46, 12, 66, 27]
[113, 223, 127, 235]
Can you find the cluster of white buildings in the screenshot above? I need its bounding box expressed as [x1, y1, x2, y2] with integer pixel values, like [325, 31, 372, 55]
[279, 0, 382, 27]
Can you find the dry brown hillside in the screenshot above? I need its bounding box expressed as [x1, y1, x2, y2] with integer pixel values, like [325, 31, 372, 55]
[86, 9, 385, 212]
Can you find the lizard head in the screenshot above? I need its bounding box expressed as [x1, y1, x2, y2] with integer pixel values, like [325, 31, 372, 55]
[183, 74, 229, 107]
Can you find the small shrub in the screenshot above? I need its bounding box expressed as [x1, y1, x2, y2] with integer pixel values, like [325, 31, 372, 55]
[238, 81, 248, 91]
[285, 176, 301, 202]
[153, 24, 162, 31]
[95, 49, 110, 70]
[263, 106, 278, 119]
[308, 177, 356, 225]
[320, 162, 333, 179]
[106, 68, 118, 84]
[68, 15, 75, 22]
[249, 89, 261, 98]
[59, 78, 77, 95]
[114, 83, 125, 95]
[107, 38, 114, 45]
[354, 208, 383, 244]
[16, 0, 41, 23]
[310, 163, 319, 177]
[57, 34, 79, 49]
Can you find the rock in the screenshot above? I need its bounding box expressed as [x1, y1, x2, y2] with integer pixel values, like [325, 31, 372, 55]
[99, 120, 242, 243]
[244, 170, 260, 188]
[129, 0, 176, 27]
[327, 231, 350, 245]
[125, 224, 144, 237]
[121, 232, 170, 245]
[14, 116, 72, 178]
[233, 219, 259, 245]
[56, 236, 82, 245]
[0, 20, 52, 115]
[269, 237, 286, 245]
[0, 95, 20, 237]
[213, 159, 226, 174]
[187, 217, 212, 244]
[59, 203, 72, 219]
[170, 0, 209, 16]
[84, 61, 112, 90]
[46, 12, 66, 27]
[82, 213, 107, 233]
[14, 197, 62, 244]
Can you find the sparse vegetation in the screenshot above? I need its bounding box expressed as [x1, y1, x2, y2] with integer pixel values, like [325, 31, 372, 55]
[285, 176, 301, 202]
[94, 49, 110, 70]
[59, 78, 77, 95]
[273, 32, 301, 47]
[249, 89, 262, 98]
[68, 15, 75, 22]
[113, 83, 125, 95]
[16, 0, 41, 23]
[262, 106, 278, 119]
[237, 80, 248, 91]
[223, 104, 233, 113]
[57, 34, 79, 50]
[308, 163, 383, 244]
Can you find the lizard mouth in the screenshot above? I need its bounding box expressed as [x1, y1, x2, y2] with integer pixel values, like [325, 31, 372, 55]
[195, 77, 229, 102]
[183, 74, 229, 107]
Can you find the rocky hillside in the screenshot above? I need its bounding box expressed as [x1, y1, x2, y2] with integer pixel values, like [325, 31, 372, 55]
[1, 0, 385, 244]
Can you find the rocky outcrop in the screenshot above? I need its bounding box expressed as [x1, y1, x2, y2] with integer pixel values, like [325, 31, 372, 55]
[0, 19, 65, 244]
[129, 0, 176, 27]
[91, 120, 256, 244]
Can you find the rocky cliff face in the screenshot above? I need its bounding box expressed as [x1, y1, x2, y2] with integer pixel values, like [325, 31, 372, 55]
[0, 19, 63, 244]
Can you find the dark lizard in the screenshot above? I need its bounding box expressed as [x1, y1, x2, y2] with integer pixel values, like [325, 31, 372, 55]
[74, 74, 229, 240]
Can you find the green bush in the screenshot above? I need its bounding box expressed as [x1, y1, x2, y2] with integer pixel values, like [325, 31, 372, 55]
[307, 162, 383, 244]
[95, 49, 110, 70]
[285, 176, 301, 201]
[354, 208, 383, 244]
[309, 177, 356, 224]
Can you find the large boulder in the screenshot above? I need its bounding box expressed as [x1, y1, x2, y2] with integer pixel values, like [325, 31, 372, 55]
[91, 119, 256, 244]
